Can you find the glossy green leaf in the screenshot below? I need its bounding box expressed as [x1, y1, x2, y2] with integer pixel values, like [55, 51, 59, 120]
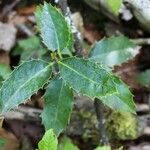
[38, 129, 58, 150]
[13, 36, 48, 62]
[58, 137, 79, 150]
[35, 2, 73, 52]
[137, 69, 150, 87]
[90, 36, 139, 67]
[62, 28, 74, 55]
[0, 60, 53, 114]
[59, 57, 117, 99]
[41, 77, 73, 136]
[101, 76, 136, 113]
[106, 0, 122, 15]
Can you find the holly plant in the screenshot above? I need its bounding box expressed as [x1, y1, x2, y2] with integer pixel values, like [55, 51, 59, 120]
[0, 2, 138, 150]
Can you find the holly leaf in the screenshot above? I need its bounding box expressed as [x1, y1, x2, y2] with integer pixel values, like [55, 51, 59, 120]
[101, 76, 136, 113]
[35, 2, 73, 52]
[59, 57, 136, 113]
[41, 77, 73, 136]
[0, 60, 53, 113]
[38, 129, 58, 150]
[137, 69, 150, 87]
[62, 30, 74, 56]
[59, 57, 117, 99]
[90, 36, 140, 67]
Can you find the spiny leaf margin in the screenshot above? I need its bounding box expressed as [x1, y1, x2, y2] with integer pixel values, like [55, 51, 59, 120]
[35, 2, 73, 52]
[0, 59, 53, 114]
[101, 76, 136, 113]
[89, 36, 139, 67]
[58, 57, 117, 100]
[41, 76, 73, 136]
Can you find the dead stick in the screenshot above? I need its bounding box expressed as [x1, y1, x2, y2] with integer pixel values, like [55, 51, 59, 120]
[3, 106, 150, 137]
[94, 99, 109, 145]
[56, 0, 83, 56]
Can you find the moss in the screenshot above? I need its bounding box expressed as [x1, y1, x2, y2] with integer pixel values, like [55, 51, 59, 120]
[69, 106, 138, 147]
[105, 111, 138, 140]
[78, 109, 100, 144]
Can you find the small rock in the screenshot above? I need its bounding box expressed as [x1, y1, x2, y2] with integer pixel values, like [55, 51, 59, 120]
[0, 22, 17, 51]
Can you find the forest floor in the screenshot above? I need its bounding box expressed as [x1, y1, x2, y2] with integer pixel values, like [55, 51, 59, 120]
[0, 0, 150, 150]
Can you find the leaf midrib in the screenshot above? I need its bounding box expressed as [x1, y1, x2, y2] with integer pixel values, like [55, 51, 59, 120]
[2, 63, 53, 112]
[53, 81, 64, 127]
[59, 61, 99, 85]
[45, 5, 60, 50]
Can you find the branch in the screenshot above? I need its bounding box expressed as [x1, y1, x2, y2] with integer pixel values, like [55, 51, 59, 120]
[94, 99, 109, 145]
[55, 0, 83, 56]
